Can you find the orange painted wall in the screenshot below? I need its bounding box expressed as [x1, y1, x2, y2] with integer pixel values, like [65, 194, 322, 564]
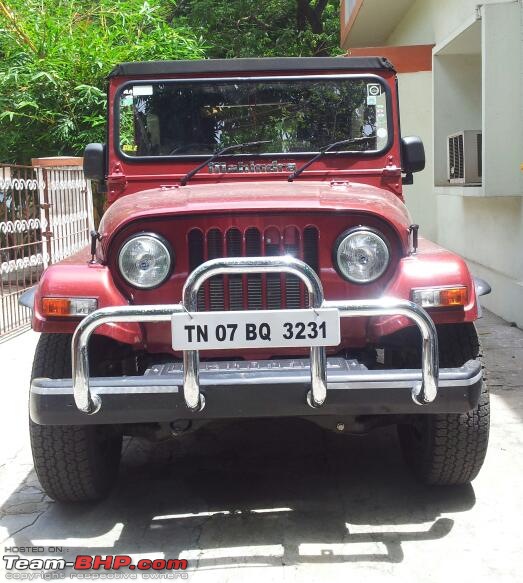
[345, 45, 434, 74]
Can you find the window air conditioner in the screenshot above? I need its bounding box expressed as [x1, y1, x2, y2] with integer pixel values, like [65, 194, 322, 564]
[447, 130, 482, 185]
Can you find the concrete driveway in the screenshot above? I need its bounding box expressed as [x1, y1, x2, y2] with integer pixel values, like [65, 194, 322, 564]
[0, 310, 522, 582]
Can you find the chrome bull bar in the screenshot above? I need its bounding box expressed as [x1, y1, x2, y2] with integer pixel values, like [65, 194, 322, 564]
[71, 256, 439, 415]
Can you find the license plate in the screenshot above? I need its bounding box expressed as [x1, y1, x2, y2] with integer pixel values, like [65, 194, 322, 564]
[171, 308, 340, 351]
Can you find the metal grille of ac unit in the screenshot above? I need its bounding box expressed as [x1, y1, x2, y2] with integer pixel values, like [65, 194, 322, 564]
[477, 133, 482, 178]
[447, 130, 482, 185]
[449, 134, 464, 180]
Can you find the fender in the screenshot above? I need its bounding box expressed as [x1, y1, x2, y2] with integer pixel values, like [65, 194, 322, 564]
[474, 278, 491, 296]
[18, 286, 36, 309]
[28, 247, 143, 345]
[369, 237, 488, 340]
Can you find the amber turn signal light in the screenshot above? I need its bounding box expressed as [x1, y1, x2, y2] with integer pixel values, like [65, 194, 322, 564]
[42, 297, 98, 317]
[411, 286, 468, 308]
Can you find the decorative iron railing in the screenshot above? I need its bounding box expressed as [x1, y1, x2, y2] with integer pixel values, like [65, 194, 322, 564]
[0, 160, 94, 339]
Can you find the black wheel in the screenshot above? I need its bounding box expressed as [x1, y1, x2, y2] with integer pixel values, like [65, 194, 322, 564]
[395, 323, 490, 485]
[30, 333, 122, 502]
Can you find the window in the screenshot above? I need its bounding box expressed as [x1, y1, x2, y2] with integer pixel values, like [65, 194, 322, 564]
[117, 76, 391, 158]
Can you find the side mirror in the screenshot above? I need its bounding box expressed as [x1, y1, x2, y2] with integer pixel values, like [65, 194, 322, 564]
[83, 143, 106, 183]
[401, 136, 425, 177]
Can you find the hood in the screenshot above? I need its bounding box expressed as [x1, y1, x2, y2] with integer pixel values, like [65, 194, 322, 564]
[99, 181, 412, 246]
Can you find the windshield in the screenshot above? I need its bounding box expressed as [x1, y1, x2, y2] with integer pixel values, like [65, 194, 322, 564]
[117, 76, 390, 158]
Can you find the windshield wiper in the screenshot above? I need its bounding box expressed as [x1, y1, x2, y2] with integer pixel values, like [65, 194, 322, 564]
[287, 137, 371, 182]
[180, 141, 271, 186]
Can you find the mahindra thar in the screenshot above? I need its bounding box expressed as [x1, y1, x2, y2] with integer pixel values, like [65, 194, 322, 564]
[22, 57, 491, 502]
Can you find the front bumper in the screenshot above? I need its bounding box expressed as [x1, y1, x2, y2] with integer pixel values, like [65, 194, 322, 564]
[30, 256, 480, 426]
[30, 357, 483, 425]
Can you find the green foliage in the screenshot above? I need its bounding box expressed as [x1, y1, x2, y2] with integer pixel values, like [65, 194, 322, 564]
[0, 0, 342, 163]
[173, 0, 342, 59]
[0, 0, 206, 163]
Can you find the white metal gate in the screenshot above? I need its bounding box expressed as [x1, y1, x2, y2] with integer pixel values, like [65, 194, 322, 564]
[0, 158, 94, 339]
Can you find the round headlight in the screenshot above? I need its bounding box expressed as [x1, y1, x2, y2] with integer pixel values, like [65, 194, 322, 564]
[118, 234, 172, 289]
[335, 228, 390, 283]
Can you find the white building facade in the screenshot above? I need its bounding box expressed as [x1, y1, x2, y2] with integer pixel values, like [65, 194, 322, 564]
[341, 0, 523, 326]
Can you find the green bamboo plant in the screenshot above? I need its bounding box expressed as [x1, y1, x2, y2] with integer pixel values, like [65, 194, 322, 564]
[0, 0, 206, 163]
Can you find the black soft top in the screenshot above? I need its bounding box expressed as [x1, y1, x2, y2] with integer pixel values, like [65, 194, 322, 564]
[108, 56, 395, 78]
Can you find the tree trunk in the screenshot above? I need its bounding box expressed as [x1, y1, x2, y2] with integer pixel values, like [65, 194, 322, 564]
[296, 0, 330, 55]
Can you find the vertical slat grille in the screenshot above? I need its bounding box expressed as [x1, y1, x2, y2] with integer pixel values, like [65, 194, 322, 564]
[284, 226, 301, 309]
[304, 226, 319, 273]
[264, 227, 282, 310]
[207, 228, 224, 311]
[188, 229, 205, 310]
[187, 225, 319, 311]
[226, 228, 243, 310]
[245, 227, 263, 309]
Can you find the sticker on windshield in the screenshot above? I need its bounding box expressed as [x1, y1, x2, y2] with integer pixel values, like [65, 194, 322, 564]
[367, 84, 382, 97]
[367, 96, 377, 106]
[133, 85, 153, 96]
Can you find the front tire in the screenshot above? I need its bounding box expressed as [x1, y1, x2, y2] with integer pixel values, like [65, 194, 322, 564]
[30, 333, 122, 502]
[396, 323, 490, 485]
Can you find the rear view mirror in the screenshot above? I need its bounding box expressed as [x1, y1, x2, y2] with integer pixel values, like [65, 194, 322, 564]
[83, 143, 106, 183]
[401, 136, 425, 178]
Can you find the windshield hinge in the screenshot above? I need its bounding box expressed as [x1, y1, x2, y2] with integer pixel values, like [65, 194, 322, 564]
[107, 162, 128, 201]
[108, 162, 127, 183]
[382, 164, 401, 176]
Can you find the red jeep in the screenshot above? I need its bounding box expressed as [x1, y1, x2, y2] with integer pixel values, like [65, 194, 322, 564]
[24, 57, 490, 502]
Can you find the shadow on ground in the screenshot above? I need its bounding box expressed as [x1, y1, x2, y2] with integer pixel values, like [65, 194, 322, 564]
[1, 418, 475, 569]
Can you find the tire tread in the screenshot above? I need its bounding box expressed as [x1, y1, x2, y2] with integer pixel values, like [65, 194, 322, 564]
[30, 334, 121, 502]
[398, 323, 490, 486]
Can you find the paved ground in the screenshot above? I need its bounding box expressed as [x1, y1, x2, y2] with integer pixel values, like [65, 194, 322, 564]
[0, 309, 522, 582]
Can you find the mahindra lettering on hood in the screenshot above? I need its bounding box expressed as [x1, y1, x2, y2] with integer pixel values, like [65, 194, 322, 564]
[23, 57, 490, 503]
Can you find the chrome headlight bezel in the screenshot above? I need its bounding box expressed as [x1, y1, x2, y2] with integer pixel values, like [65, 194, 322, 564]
[333, 227, 391, 284]
[118, 233, 173, 289]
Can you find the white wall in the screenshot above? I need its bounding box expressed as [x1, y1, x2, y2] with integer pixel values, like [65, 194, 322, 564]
[388, 0, 436, 45]
[388, 0, 517, 47]
[482, 2, 523, 196]
[383, 0, 523, 326]
[397, 71, 437, 240]
[437, 195, 523, 326]
[433, 54, 482, 185]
